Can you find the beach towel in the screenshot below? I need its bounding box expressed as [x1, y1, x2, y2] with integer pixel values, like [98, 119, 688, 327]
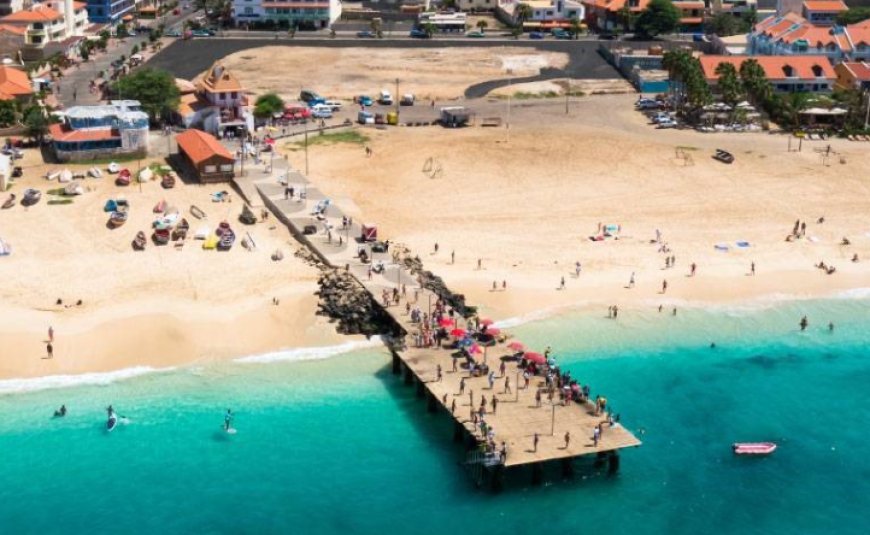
[714, 243, 729, 252]
[735, 241, 751, 248]
[808, 236, 820, 243]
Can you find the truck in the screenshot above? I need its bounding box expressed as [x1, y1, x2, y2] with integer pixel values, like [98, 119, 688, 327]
[378, 90, 393, 105]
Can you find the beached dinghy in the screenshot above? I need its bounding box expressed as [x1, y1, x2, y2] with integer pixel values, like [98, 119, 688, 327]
[109, 210, 128, 228]
[153, 199, 166, 213]
[107, 162, 120, 174]
[239, 204, 257, 225]
[45, 169, 60, 181]
[88, 167, 103, 179]
[58, 169, 73, 183]
[172, 218, 190, 241]
[2, 193, 15, 209]
[132, 231, 147, 250]
[138, 167, 153, 183]
[190, 205, 206, 219]
[713, 149, 734, 164]
[64, 181, 84, 196]
[116, 169, 131, 186]
[733, 442, 777, 455]
[153, 228, 170, 245]
[22, 189, 41, 206]
[217, 228, 235, 251]
[161, 172, 177, 189]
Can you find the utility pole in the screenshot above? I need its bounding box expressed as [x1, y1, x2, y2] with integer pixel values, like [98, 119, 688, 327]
[506, 70, 513, 143]
[304, 121, 309, 175]
[864, 90, 869, 130]
[565, 79, 569, 115]
[395, 77, 400, 117]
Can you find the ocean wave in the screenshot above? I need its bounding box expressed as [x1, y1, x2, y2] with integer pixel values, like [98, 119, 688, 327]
[233, 338, 383, 364]
[0, 366, 177, 395]
[494, 301, 592, 329]
[830, 287, 870, 300]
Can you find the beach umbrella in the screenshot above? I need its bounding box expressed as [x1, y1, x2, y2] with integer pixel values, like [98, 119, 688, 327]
[469, 344, 483, 354]
[524, 352, 546, 365]
[507, 341, 525, 351]
[480, 318, 494, 326]
[438, 318, 455, 327]
[485, 327, 501, 336]
[450, 328, 467, 337]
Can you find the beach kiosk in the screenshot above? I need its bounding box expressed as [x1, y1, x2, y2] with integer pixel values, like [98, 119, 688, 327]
[361, 224, 377, 242]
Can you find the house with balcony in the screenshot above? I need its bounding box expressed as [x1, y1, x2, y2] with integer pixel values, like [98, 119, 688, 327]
[834, 61, 870, 91]
[0, 65, 33, 103]
[231, 0, 343, 29]
[0, 0, 29, 17]
[748, 14, 870, 63]
[176, 63, 254, 137]
[519, 0, 585, 31]
[0, 2, 88, 59]
[801, 0, 846, 26]
[49, 100, 149, 161]
[85, 0, 135, 24]
[699, 55, 836, 94]
[582, 0, 703, 33]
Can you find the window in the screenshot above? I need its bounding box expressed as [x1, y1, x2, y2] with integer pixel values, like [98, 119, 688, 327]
[244, 6, 252, 13]
[782, 65, 794, 77]
[811, 65, 823, 77]
[231, 92, 238, 98]
[220, 164, 233, 171]
[204, 165, 217, 173]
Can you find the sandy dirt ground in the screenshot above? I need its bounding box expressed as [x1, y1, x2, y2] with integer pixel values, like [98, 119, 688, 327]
[208, 46, 570, 102]
[0, 148, 349, 379]
[290, 94, 870, 321]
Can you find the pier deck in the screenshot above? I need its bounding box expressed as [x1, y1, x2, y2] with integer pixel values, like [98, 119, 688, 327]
[256, 170, 640, 470]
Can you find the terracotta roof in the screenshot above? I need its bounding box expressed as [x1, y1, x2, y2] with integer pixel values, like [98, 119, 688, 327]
[0, 66, 32, 101]
[74, 1, 87, 9]
[199, 63, 244, 93]
[178, 93, 209, 115]
[680, 17, 704, 24]
[841, 62, 870, 81]
[0, 23, 26, 35]
[700, 55, 836, 81]
[176, 129, 234, 165]
[49, 123, 119, 142]
[754, 13, 805, 36]
[802, 1, 847, 11]
[1, 5, 62, 23]
[582, 0, 650, 13]
[675, 1, 705, 8]
[848, 25, 870, 47]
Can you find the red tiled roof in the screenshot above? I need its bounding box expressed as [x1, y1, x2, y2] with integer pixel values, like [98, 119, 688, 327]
[49, 123, 119, 142]
[0, 66, 32, 101]
[680, 17, 704, 24]
[176, 129, 233, 165]
[583, 0, 650, 13]
[0, 23, 26, 35]
[841, 61, 870, 81]
[700, 55, 836, 81]
[1, 5, 62, 23]
[803, 1, 847, 12]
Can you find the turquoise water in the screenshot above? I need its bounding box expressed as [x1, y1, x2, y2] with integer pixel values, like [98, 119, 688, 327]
[1, 297, 869, 534]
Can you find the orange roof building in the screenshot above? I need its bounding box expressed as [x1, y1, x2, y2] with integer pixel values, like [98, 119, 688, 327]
[582, 0, 703, 31]
[749, 14, 870, 63]
[834, 61, 870, 91]
[175, 129, 235, 183]
[700, 55, 835, 93]
[0, 66, 32, 101]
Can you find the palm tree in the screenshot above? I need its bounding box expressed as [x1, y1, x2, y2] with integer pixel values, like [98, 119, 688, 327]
[714, 62, 744, 107]
[477, 20, 488, 32]
[569, 17, 582, 39]
[515, 3, 533, 29]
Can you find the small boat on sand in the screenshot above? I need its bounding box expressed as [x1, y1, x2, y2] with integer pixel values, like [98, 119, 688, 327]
[109, 210, 128, 227]
[171, 218, 190, 241]
[132, 231, 147, 250]
[22, 189, 41, 206]
[2, 193, 15, 209]
[138, 167, 153, 183]
[161, 172, 177, 189]
[153, 199, 166, 213]
[733, 442, 777, 455]
[190, 205, 206, 219]
[64, 181, 84, 196]
[218, 227, 236, 251]
[153, 228, 170, 245]
[58, 169, 73, 183]
[45, 169, 61, 181]
[713, 149, 735, 164]
[107, 162, 120, 174]
[88, 167, 103, 179]
[116, 169, 131, 186]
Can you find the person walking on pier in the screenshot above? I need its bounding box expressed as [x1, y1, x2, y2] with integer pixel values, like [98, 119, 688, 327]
[690, 263, 697, 277]
[436, 364, 442, 382]
[491, 396, 498, 414]
[488, 371, 495, 390]
[499, 361, 506, 377]
[751, 261, 756, 276]
[504, 376, 511, 394]
[535, 389, 542, 407]
[662, 279, 668, 294]
[533, 433, 539, 453]
[451, 399, 456, 414]
[628, 272, 635, 288]
[564, 431, 571, 449]
[452, 357, 458, 372]
[451, 250, 455, 264]
[480, 395, 487, 413]
[593, 427, 600, 447]
[459, 377, 466, 395]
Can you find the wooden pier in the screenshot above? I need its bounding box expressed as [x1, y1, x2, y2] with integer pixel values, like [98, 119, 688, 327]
[256, 170, 641, 487]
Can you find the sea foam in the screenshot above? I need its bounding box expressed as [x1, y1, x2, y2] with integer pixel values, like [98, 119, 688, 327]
[0, 366, 177, 395]
[233, 338, 383, 364]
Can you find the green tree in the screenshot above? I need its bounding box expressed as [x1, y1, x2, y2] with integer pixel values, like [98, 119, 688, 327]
[131, 44, 139, 55]
[422, 22, 437, 38]
[254, 92, 284, 119]
[837, 7, 870, 25]
[635, 0, 681, 38]
[476, 20, 488, 31]
[706, 13, 742, 36]
[112, 68, 180, 122]
[714, 62, 744, 107]
[117, 25, 129, 39]
[515, 3, 533, 28]
[739, 58, 772, 106]
[662, 50, 711, 112]
[0, 100, 16, 127]
[569, 16, 582, 39]
[771, 92, 812, 130]
[23, 106, 48, 142]
[80, 44, 90, 62]
[617, 6, 634, 33]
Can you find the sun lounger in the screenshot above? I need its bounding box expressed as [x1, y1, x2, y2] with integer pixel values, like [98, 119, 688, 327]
[714, 243, 729, 252]
[735, 241, 751, 248]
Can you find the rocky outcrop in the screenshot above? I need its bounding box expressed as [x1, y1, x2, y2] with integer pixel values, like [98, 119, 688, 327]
[315, 269, 404, 338]
[400, 253, 477, 319]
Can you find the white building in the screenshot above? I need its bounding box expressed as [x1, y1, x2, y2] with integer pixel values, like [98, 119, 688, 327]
[418, 11, 467, 32]
[232, 0, 342, 29]
[0, 1, 87, 48]
[499, 0, 584, 28]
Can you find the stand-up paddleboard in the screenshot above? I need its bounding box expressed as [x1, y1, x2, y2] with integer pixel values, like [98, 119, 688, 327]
[107, 412, 118, 432]
[224, 426, 237, 435]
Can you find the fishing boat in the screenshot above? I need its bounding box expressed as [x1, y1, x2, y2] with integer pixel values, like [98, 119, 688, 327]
[152, 228, 170, 245]
[45, 169, 61, 181]
[116, 169, 131, 186]
[109, 210, 128, 227]
[217, 227, 236, 251]
[22, 189, 41, 206]
[713, 149, 735, 164]
[153, 199, 166, 213]
[88, 167, 103, 179]
[161, 172, 177, 189]
[733, 442, 777, 456]
[171, 218, 190, 241]
[138, 167, 153, 183]
[106, 408, 118, 432]
[64, 181, 84, 196]
[2, 193, 15, 209]
[107, 162, 120, 174]
[239, 204, 257, 225]
[132, 231, 147, 250]
[190, 204, 206, 219]
[58, 169, 73, 183]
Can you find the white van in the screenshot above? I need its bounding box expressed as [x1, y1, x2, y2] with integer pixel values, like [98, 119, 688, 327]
[378, 90, 393, 105]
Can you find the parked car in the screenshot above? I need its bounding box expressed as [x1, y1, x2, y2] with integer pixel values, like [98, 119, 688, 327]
[551, 29, 573, 39]
[651, 112, 673, 124]
[598, 32, 617, 40]
[529, 31, 545, 39]
[166, 28, 181, 37]
[191, 29, 214, 37]
[357, 95, 373, 107]
[300, 89, 325, 105]
[635, 98, 660, 110]
[378, 90, 393, 105]
[357, 30, 376, 38]
[310, 104, 333, 119]
[400, 93, 415, 106]
[466, 30, 485, 38]
[325, 100, 343, 111]
[283, 105, 312, 121]
[409, 28, 429, 38]
[657, 119, 678, 129]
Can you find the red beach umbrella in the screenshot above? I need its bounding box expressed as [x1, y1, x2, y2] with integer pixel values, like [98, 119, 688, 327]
[438, 318, 455, 327]
[480, 318, 494, 326]
[507, 341, 525, 351]
[524, 352, 546, 364]
[469, 344, 483, 354]
[485, 327, 501, 336]
[450, 328, 467, 337]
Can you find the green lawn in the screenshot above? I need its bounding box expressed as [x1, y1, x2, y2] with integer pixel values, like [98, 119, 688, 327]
[286, 130, 370, 151]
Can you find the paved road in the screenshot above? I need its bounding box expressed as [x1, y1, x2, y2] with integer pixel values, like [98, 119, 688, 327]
[57, 7, 200, 108]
